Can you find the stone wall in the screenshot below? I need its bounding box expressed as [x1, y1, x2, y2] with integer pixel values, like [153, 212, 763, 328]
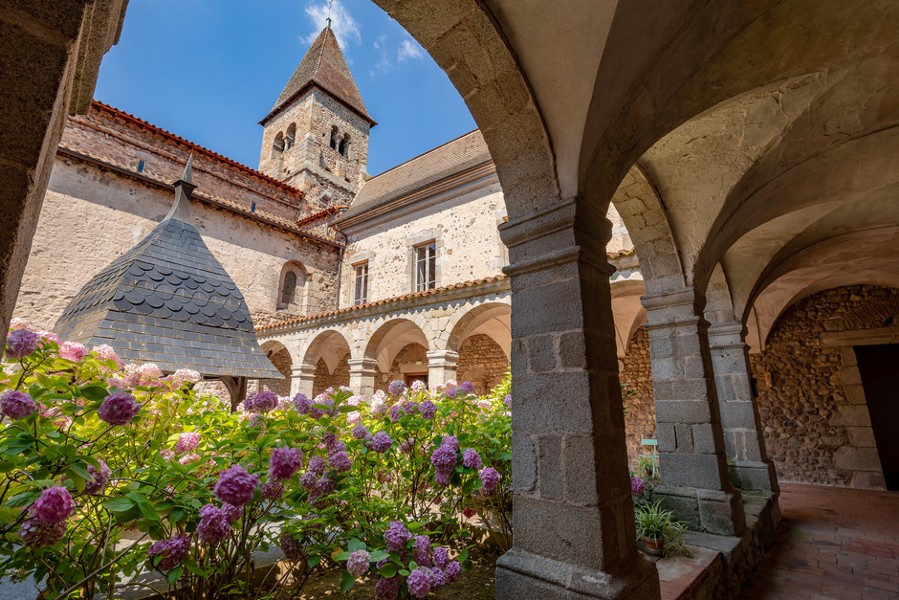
[341, 185, 507, 306]
[313, 353, 350, 396]
[14, 157, 339, 330]
[620, 326, 657, 469]
[457, 333, 508, 394]
[750, 285, 896, 488]
[375, 343, 429, 391]
[256, 346, 292, 396]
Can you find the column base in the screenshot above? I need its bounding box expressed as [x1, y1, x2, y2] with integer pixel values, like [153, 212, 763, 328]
[727, 460, 779, 493]
[496, 548, 660, 600]
[653, 485, 746, 536]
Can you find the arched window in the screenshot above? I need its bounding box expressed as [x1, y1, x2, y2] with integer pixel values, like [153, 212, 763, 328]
[280, 271, 297, 306]
[277, 261, 307, 310]
[285, 123, 296, 150]
[272, 132, 285, 154]
[338, 134, 350, 157]
[330, 126, 340, 150]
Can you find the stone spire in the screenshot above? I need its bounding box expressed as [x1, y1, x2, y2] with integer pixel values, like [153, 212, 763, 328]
[260, 25, 375, 126]
[164, 154, 195, 222]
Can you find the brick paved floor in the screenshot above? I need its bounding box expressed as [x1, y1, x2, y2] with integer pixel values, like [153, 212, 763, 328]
[742, 483, 899, 600]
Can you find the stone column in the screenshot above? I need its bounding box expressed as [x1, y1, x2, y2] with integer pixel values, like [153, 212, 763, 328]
[426, 350, 459, 388]
[495, 199, 660, 600]
[707, 322, 778, 493]
[642, 289, 746, 536]
[290, 364, 316, 398]
[347, 358, 378, 397]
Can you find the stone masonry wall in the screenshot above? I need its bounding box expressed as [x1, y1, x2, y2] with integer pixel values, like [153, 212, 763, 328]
[374, 343, 428, 392]
[256, 346, 292, 396]
[457, 333, 508, 394]
[14, 158, 339, 330]
[313, 353, 350, 396]
[750, 285, 898, 488]
[341, 185, 507, 306]
[619, 326, 657, 469]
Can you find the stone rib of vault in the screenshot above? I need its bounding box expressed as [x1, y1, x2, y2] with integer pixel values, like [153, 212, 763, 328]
[55, 157, 282, 379]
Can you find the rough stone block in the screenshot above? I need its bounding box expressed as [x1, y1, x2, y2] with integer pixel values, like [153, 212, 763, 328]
[659, 452, 726, 490]
[692, 422, 717, 454]
[512, 432, 537, 493]
[846, 426, 876, 448]
[512, 496, 605, 567]
[834, 445, 882, 472]
[849, 471, 886, 490]
[831, 405, 873, 427]
[559, 330, 585, 368]
[674, 423, 694, 452]
[526, 334, 557, 373]
[537, 435, 564, 501]
[655, 400, 711, 424]
[514, 371, 595, 434]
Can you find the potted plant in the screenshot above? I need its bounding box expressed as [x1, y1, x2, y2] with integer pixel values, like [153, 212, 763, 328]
[634, 500, 675, 557]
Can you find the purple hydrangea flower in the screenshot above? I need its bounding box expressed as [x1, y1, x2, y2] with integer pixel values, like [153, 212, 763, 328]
[387, 380, 406, 396]
[174, 432, 200, 454]
[83, 460, 110, 495]
[299, 471, 318, 490]
[458, 381, 476, 395]
[221, 504, 242, 522]
[383, 520, 411, 552]
[419, 400, 437, 419]
[369, 431, 393, 454]
[293, 393, 311, 415]
[32, 486, 74, 524]
[279, 533, 303, 561]
[480, 467, 501, 494]
[5, 328, 39, 359]
[262, 481, 285, 500]
[461, 448, 483, 470]
[347, 549, 371, 577]
[402, 400, 419, 414]
[213, 465, 259, 507]
[430, 444, 458, 472]
[97, 391, 140, 426]
[307, 455, 326, 475]
[433, 546, 450, 569]
[388, 404, 405, 422]
[504, 394, 512, 408]
[375, 576, 402, 600]
[243, 390, 279, 413]
[441, 436, 459, 452]
[445, 560, 461, 582]
[148, 533, 190, 572]
[430, 567, 447, 590]
[352, 423, 370, 440]
[197, 504, 232, 546]
[310, 394, 334, 419]
[18, 516, 66, 548]
[323, 433, 343, 452]
[407, 568, 431, 598]
[0, 390, 37, 420]
[413, 534, 431, 567]
[631, 476, 646, 496]
[59, 341, 87, 362]
[269, 447, 303, 481]
[328, 450, 352, 472]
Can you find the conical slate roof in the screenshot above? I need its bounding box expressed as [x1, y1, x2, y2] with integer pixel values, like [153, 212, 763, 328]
[55, 159, 282, 379]
[261, 25, 375, 125]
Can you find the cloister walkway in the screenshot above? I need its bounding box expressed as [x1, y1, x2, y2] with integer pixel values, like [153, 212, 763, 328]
[743, 483, 899, 600]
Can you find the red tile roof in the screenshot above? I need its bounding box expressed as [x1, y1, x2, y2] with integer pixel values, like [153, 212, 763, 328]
[257, 274, 509, 333]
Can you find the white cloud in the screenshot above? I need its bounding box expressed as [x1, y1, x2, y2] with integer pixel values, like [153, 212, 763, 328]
[397, 38, 424, 62]
[302, 1, 361, 50]
[371, 35, 392, 74]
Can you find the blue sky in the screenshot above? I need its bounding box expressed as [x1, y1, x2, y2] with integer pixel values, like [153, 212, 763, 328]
[94, 0, 476, 176]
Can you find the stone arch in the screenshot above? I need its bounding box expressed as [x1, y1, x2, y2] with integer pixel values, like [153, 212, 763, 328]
[284, 123, 296, 149]
[256, 340, 292, 396]
[303, 329, 351, 396]
[364, 318, 430, 373]
[445, 302, 511, 357]
[371, 0, 561, 218]
[610, 166, 685, 295]
[272, 131, 285, 154]
[610, 279, 647, 357]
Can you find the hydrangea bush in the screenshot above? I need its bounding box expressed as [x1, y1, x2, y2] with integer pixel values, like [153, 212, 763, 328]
[0, 322, 512, 599]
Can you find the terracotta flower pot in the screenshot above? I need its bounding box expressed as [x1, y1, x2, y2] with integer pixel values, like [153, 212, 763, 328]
[642, 536, 665, 557]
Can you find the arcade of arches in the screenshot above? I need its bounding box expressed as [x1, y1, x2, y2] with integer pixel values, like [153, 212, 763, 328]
[5, 1, 899, 599]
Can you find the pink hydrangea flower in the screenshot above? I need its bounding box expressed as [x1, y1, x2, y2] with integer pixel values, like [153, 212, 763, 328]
[170, 368, 201, 386]
[59, 341, 87, 361]
[347, 410, 362, 425]
[462, 448, 483, 470]
[9, 318, 31, 330]
[214, 465, 259, 507]
[347, 549, 371, 577]
[148, 533, 190, 572]
[92, 344, 124, 368]
[97, 391, 140, 426]
[0, 390, 37, 420]
[174, 432, 200, 454]
[19, 516, 66, 548]
[387, 380, 406, 396]
[83, 460, 111, 495]
[480, 467, 501, 494]
[32, 486, 74, 524]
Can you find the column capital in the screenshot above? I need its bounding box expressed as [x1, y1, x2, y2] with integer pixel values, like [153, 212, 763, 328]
[707, 321, 747, 349]
[500, 197, 615, 278]
[426, 349, 459, 366]
[291, 363, 317, 378]
[347, 357, 378, 374]
[641, 286, 709, 330]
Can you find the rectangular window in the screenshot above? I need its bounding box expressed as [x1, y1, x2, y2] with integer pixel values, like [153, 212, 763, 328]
[353, 262, 369, 305]
[415, 242, 436, 291]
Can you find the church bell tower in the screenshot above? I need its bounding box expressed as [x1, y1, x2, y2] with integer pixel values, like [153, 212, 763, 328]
[258, 23, 376, 209]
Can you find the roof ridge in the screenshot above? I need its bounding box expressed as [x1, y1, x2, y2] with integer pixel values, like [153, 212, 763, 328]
[366, 129, 483, 181]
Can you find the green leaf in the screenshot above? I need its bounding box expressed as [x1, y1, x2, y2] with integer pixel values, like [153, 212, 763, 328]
[79, 384, 109, 402]
[335, 551, 352, 561]
[104, 497, 135, 512]
[167, 565, 183, 585]
[339, 571, 355, 593]
[307, 555, 321, 569]
[380, 563, 397, 578]
[347, 537, 366, 552]
[369, 549, 389, 563]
